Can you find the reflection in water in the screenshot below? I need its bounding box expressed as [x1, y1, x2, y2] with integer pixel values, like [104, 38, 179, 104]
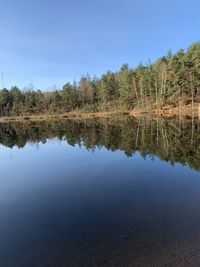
[0, 116, 200, 267]
[0, 115, 199, 171]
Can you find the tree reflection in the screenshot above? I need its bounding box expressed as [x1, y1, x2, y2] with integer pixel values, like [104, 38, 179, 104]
[0, 116, 199, 171]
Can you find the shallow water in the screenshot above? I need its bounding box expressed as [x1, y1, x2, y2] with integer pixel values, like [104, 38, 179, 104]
[0, 116, 200, 266]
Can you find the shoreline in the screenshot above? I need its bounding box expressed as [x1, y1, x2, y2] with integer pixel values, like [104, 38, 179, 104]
[0, 110, 130, 123]
[0, 104, 199, 123]
[130, 103, 200, 118]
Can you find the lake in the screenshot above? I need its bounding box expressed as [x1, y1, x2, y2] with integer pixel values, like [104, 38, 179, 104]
[0, 116, 200, 266]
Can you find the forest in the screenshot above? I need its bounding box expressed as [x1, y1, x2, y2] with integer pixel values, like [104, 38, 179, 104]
[0, 42, 200, 116]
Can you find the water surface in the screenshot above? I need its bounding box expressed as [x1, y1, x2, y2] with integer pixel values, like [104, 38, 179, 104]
[0, 116, 200, 266]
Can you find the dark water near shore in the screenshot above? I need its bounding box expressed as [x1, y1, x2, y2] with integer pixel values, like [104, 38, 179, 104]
[0, 116, 200, 266]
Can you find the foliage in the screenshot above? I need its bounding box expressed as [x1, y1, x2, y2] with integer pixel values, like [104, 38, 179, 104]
[1, 42, 200, 115]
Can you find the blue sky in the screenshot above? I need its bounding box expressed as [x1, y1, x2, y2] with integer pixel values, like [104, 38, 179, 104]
[0, 0, 200, 90]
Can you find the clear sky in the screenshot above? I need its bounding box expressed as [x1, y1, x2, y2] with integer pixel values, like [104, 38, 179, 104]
[0, 0, 200, 90]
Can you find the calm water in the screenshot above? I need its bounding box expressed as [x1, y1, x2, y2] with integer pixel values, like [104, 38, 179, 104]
[0, 116, 200, 266]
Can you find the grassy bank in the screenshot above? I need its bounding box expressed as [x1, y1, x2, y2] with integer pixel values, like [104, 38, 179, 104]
[0, 110, 130, 123]
[0, 104, 199, 123]
[130, 103, 200, 118]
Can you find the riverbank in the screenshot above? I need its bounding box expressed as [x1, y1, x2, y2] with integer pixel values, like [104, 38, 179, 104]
[0, 110, 130, 123]
[130, 103, 200, 118]
[0, 104, 199, 123]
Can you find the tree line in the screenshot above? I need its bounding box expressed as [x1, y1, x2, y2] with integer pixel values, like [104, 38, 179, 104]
[1, 42, 200, 116]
